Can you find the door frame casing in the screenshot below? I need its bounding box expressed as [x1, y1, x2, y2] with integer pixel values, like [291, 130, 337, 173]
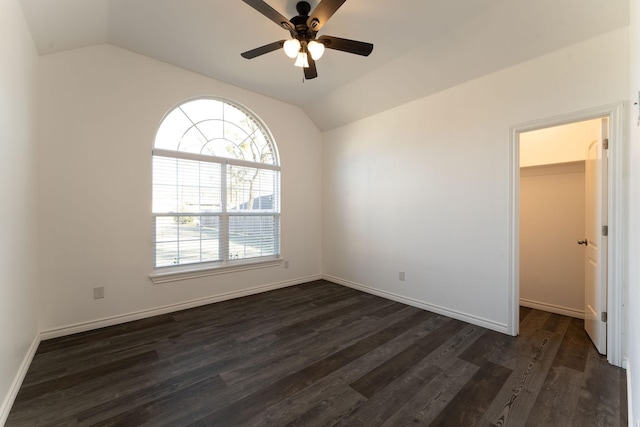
[508, 102, 625, 367]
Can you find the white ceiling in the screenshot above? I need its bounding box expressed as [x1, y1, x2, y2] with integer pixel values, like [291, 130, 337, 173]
[19, 0, 629, 131]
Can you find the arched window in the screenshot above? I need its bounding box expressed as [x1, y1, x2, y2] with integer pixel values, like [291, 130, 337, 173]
[152, 98, 280, 271]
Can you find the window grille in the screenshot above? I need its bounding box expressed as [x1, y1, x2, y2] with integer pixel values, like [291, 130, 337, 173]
[152, 98, 280, 270]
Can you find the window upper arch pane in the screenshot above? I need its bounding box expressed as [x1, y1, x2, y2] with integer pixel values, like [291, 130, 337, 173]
[155, 98, 279, 166]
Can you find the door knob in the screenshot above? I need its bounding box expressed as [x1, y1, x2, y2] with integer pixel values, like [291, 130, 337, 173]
[577, 239, 588, 246]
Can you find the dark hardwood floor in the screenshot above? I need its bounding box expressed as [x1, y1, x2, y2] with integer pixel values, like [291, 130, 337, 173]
[7, 280, 627, 426]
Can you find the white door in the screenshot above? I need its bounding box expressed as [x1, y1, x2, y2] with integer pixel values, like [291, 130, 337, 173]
[584, 118, 608, 354]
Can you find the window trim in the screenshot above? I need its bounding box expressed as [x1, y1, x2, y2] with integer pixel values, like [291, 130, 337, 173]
[149, 256, 283, 284]
[151, 97, 281, 277]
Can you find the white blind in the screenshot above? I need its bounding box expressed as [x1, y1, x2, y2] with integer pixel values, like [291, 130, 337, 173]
[152, 98, 280, 269]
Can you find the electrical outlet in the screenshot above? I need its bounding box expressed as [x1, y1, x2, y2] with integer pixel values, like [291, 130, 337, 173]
[399, 271, 405, 281]
[284, 260, 289, 268]
[93, 286, 104, 299]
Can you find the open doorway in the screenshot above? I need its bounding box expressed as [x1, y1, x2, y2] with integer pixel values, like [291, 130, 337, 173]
[519, 118, 606, 353]
[508, 103, 624, 367]
[519, 119, 599, 317]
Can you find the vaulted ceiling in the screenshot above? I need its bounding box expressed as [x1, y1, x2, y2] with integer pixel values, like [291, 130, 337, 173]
[19, 0, 629, 131]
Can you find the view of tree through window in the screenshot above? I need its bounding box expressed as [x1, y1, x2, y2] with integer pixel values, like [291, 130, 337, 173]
[152, 98, 280, 269]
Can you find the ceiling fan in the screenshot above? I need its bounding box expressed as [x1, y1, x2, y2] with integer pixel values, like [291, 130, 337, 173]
[240, 0, 374, 80]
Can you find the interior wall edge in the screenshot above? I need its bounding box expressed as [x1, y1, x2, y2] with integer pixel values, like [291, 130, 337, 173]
[40, 275, 321, 340]
[323, 275, 509, 334]
[519, 298, 585, 319]
[0, 333, 40, 426]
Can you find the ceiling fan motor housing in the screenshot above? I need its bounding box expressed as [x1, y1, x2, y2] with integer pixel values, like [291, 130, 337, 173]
[291, 1, 314, 39]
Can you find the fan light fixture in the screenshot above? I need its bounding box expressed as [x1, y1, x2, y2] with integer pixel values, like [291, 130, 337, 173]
[284, 38, 325, 68]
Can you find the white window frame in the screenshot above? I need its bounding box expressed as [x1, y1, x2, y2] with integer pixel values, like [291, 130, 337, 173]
[149, 98, 281, 284]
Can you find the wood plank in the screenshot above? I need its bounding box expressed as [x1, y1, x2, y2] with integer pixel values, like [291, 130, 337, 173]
[282, 387, 367, 427]
[75, 362, 229, 425]
[424, 323, 487, 370]
[458, 329, 513, 367]
[142, 310, 429, 426]
[273, 294, 392, 339]
[519, 308, 552, 336]
[480, 328, 564, 426]
[297, 306, 425, 361]
[428, 361, 513, 426]
[368, 301, 407, 319]
[333, 362, 442, 426]
[197, 310, 434, 425]
[349, 318, 465, 398]
[7, 344, 229, 424]
[236, 310, 449, 427]
[10, 286, 356, 423]
[572, 346, 624, 427]
[380, 359, 479, 426]
[34, 314, 176, 354]
[219, 301, 408, 386]
[542, 312, 571, 334]
[525, 365, 583, 426]
[87, 375, 227, 427]
[5, 284, 627, 427]
[14, 350, 158, 402]
[552, 317, 591, 372]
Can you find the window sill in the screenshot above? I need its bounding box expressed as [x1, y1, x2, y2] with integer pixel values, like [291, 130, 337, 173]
[149, 257, 282, 284]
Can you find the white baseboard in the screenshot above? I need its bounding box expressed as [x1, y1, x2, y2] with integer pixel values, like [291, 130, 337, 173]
[41, 275, 322, 340]
[520, 298, 584, 319]
[323, 275, 508, 334]
[0, 333, 40, 426]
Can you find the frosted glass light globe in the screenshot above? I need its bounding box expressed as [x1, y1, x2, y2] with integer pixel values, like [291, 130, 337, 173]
[294, 52, 309, 68]
[307, 40, 325, 60]
[283, 39, 301, 59]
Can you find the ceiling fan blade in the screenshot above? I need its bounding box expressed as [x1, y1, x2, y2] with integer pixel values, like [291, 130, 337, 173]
[318, 35, 373, 56]
[307, 0, 346, 34]
[241, 40, 285, 59]
[304, 57, 318, 79]
[242, 0, 294, 33]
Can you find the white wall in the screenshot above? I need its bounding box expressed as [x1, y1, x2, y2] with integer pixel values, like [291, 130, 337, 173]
[37, 44, 323, 333]
[519, 163, 585, 317]
[520, 119, 600, 167]
[627, 0, 640, 424]
[322, 28, 629, 332]
[0, 0, 40, 422]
